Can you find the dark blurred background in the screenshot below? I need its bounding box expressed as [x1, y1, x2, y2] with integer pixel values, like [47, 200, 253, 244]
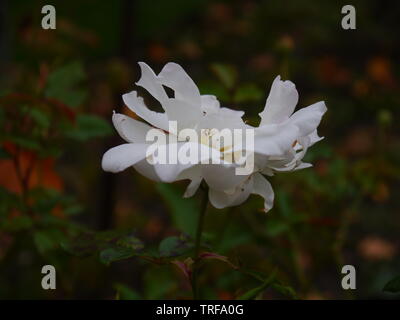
[0, 0, 399, 299]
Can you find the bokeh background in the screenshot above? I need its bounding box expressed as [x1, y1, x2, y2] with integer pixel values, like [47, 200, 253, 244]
[0, 0, 399, 299]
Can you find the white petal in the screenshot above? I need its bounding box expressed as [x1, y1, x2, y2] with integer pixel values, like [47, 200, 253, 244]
[249, 123, 299, 157]
[135, 62, 168, 104]
[112, 112, 154, 143]
[201, 95, 220, 114]
[208, 177, 253, 209]
[259, 75, 299, 126]
[133, 159, 162, 182]
[200, 94, 245, 119]
[122, 90, 169, 131]
[252, 173, 274, 212]
[101, 143, 149, 173]
[308, 129, 324, 146]
[261, 167, 274, 176]
[219, 107, 245, 118]
[263, 150, 296, 172]
[202, 163, 249, 191]
[158, 62, 201, 108]
[153, 142, 220, 183]
[288, 101, 327, 137]
[162, 98, 201, 131]
[293, 162, 313, 170]
[183, 177, 202, 198]
[180, 165, 203, 198]
[197, 112, 246, 132]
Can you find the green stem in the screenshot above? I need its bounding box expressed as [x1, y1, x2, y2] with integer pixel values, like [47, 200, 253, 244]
[191, 187, 208, 299]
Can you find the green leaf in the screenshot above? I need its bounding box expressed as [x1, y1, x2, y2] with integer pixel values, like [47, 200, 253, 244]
[45, 61, 87, 107]
[271, 282, 298, 299]
[116, 234, 145, 250]
[1, 215, 33, 231]
[63, 229, 145, 264]
[198, 81, 229, 102]
[114, 283, 141, 300]
[9, 136, 40, 150]
[158, 236, 193, 258]
[265, 219, 289, 237]
[27, 108, 51, 128]
[277, 191, 295, 221]
[211, 64, 237, 89]
[233, 84, 263, 103]
[237, 271, 277, 300]
[65, 114, 112, 141]
[144, 267, 176, 299]
[33, 230, 57, 254]
[216, 223, 252, 253]
[157, 183, 197, 236]
[0, 188, 21, 218]
[61, 232, 100, 257]
[198, 252, 238, 269]
[383, 275, 400, 293]
[100, 247, 138, 265]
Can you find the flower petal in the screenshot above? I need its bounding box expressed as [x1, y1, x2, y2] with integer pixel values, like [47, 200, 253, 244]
[162, 98, 202, 131]
[112, 112, 154, 143]
[308, 129, 324, 146]
[293, 162, 313, 170]
[252, 173, 274, 212]
[202, 163, 249, 191]
[183, 177, 202, 198]
[197, 112, 246, 132]
[158, 62, 201, 108]
[135, 62, 168, 104]
[152, 142, 221, 183]
[201, 95, 220, 115]
[259, 75, 299, 126]
[133, 158, 162, 182]
[122, 90, 169, 131]
[288, 101, 327, 137]
[248, 123, 299, 157]
[101, 143, 149, 173]
[208, 176, 253, 209]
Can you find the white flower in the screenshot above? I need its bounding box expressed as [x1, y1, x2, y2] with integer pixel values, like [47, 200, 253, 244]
[102, 62, 248, 196]
[101, 63, 327, 212]
[210, 76, 327, 211]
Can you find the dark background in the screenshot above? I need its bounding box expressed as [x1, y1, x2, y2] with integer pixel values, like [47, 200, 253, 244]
[0, 0, 399, 299]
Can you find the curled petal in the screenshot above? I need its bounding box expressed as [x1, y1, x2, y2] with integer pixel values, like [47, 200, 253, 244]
[183, 177, 202, 198]
[308, 129, 324, 146]
[288, 101, 327, 137]
[293, 162, 313, 171]
[252, 173, 274, 212]
[249, 123, 299, 157]
[122, 90, 169, 131]
[162, 98, 201, 131]
[259, 75, 299, 126]
[208, 176, 253, 209]
[158, 62, 201, 108]
[201, 95, 220, 114]
[112, 112, 154, 143]
[153, 142, 221, 183]
[136, 62, 168, 104]
[133, 159, 162, 182]
[101, 143, 149, 173]
[202, 163, 249, 191]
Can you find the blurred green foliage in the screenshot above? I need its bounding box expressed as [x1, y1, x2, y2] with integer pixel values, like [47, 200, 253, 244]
[0, 0, 399, 300]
